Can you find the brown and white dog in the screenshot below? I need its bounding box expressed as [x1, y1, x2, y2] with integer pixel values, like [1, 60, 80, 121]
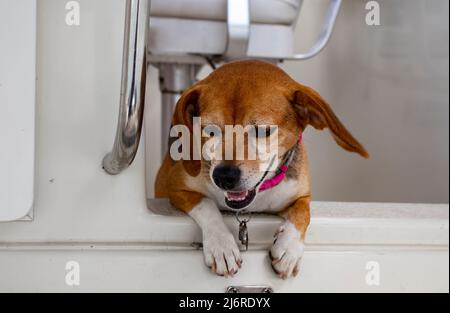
[155, 60, 368, 279]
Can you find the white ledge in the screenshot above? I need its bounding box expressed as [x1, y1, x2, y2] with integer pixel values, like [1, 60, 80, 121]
[1, 200, 448, 249]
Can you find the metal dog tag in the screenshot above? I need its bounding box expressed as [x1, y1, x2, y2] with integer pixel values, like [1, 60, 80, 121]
[239, 221, 249, 251]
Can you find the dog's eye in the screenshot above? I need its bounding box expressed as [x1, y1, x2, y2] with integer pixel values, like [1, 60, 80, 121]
[203, 125, 221, 137]
[256, 126, 277, 138]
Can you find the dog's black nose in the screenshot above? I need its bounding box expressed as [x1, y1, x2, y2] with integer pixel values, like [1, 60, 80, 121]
[213, 165, 241, 190]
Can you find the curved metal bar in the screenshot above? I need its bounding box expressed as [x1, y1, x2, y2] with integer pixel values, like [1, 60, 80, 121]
[287, 0, 341, 60]
[103, 0, 150, 175]
[251, 0, 342, 61]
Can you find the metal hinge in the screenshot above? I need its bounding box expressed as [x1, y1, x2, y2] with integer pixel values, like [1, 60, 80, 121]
[226, 286, 274, 294]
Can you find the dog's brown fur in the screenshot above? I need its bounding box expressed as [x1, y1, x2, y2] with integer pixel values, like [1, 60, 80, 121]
[155, 60, 368, 276]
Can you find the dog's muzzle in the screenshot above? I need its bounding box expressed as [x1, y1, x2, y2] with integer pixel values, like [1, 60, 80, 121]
[212, 165, 258, 210]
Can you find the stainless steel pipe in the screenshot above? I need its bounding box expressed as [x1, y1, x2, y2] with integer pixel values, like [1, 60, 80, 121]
[103, 0, 151, 175]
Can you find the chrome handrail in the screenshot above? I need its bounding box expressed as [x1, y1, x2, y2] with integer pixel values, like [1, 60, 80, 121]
[103, 0, 151, 175]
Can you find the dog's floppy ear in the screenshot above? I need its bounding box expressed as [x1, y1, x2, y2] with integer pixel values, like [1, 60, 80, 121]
[172, 85, 202, 176]
[292, 84, 369, 158]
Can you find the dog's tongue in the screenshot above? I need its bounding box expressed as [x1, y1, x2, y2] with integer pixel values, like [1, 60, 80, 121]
[226, 191, 249, 201]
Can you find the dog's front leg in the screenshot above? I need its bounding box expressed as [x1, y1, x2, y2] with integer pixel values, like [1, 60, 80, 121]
[189, 198, 243, 277]
[270, 196, 311, 279]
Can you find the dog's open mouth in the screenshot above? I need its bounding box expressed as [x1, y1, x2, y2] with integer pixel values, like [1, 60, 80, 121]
[225, 189, 257, 210]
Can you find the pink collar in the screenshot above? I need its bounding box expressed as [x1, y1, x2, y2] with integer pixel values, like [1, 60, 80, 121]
[259, 132, 302, 193]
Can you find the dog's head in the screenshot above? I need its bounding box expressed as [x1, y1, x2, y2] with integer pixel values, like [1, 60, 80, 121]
[172, 61, 368, 210]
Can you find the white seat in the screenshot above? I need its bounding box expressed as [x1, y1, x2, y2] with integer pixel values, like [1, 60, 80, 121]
[149, 0, 302, 59]
[150, 0, 302, 25]
[149, 18, 295, 58]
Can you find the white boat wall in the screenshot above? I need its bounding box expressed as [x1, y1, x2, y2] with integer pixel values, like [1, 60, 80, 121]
[0, 0, 448, 293]
[0, 200, 448, 292]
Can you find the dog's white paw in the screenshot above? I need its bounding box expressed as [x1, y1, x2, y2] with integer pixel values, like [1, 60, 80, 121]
[270, 222, 305, 279]
[202, 228, 242, 277]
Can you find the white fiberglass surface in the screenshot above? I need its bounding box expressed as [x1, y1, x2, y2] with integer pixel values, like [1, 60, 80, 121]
[0, 0, 36, 221]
